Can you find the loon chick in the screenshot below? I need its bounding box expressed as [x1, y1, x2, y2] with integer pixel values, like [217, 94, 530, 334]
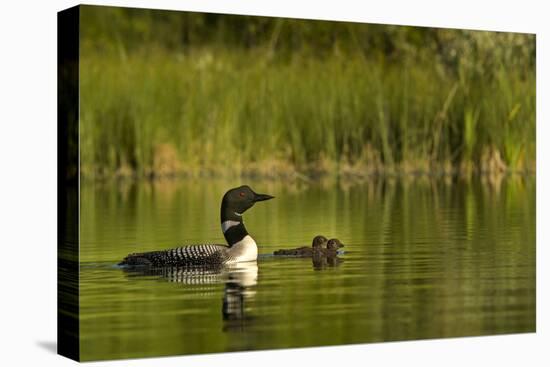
[119, 185, 274, 267]
[273, 235, 328, 256]
[319, 238, 345, 256]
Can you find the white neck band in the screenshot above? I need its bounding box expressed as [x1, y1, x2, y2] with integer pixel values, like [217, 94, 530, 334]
[221, 220, 241, 233]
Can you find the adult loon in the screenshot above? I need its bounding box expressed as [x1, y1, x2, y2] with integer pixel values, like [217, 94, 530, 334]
[273, 235, 328, 256]
[119, 185, 274, 267]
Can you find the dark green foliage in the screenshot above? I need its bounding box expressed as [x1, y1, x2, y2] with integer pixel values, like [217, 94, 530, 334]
[79, 5, 535, 178]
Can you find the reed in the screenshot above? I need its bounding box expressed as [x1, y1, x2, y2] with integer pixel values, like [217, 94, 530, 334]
[79, 31, 535, 180]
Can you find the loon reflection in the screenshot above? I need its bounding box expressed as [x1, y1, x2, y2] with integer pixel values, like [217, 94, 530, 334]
[222, 263, 258, 331]
[122, 262, 258, 329]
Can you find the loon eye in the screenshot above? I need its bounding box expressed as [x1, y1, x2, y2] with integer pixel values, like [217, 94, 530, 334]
[239, 192, 245, 197]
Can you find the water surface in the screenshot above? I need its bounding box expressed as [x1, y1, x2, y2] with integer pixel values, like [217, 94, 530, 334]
[79, 177, 535, 360]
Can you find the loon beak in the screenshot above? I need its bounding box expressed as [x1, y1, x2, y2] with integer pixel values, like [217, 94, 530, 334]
[253, 192, 275, 202]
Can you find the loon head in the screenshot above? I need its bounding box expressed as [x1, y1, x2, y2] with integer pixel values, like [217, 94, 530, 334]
[221, 185, 274, 222]
[326, 238, 345, 250]
[311, 235, 328, 249]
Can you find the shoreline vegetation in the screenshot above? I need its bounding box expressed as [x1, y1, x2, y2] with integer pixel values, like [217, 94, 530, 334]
[78, 7, 535, 182]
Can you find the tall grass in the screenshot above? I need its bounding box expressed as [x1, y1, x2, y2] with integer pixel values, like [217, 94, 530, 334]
[79, 43, 535, 180]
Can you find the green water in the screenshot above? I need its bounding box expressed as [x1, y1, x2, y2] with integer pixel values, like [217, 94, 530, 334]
[79, 177, 535, 361]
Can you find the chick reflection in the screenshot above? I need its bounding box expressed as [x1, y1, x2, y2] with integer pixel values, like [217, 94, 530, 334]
[312, 254, 344, 270]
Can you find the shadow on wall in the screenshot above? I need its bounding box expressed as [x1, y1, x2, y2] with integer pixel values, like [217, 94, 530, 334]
[36, 341, 57, 354]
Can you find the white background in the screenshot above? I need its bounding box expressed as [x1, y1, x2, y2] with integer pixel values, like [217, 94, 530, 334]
[0, 0, 547, 366]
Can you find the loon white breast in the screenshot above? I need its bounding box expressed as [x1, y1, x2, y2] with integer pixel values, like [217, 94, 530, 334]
[119, 185, 274, 267]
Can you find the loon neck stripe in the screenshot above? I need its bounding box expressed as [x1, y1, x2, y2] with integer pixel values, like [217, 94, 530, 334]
[223, 222, 250, 247]
[221, 220, 241, 233]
